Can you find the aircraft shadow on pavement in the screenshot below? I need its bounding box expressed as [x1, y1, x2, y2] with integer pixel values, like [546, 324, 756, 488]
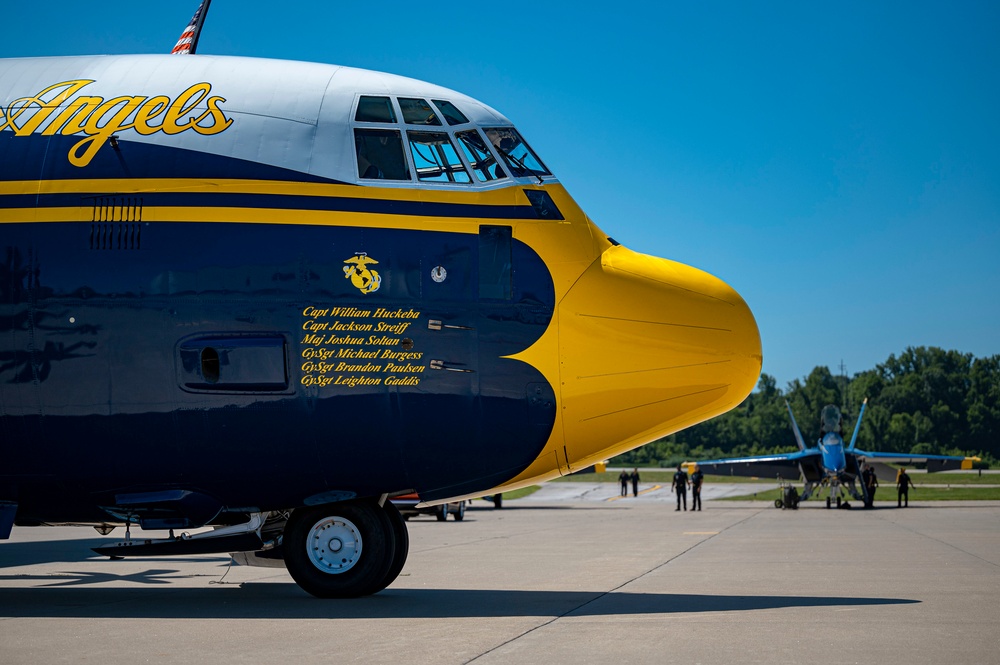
[0, 538, 229, 568]
[0, 585, 919, 620]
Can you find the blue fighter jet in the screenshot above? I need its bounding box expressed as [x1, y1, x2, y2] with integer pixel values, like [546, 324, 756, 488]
[696, 399, 974, 508]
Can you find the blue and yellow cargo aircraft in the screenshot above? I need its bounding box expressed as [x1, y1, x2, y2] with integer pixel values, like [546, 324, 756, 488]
[0, 51, 761, 596]
[697, 399, 974, 508]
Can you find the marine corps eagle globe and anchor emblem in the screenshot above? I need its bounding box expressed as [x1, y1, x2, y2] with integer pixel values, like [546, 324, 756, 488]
[343, 252, 381, 294]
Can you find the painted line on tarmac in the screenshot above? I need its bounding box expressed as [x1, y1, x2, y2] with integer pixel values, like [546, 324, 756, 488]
[606, 484, 663, 501]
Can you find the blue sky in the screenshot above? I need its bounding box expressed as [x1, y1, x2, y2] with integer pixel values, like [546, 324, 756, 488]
[5, 1, 998, 389]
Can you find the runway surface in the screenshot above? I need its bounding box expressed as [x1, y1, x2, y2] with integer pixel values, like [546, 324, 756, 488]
[2, 490, 998, 664]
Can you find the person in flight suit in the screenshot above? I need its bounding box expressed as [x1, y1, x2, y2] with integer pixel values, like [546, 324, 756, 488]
[619, 469, 629, 496]
[897, 467, 915, 507]
[672, 464, 689, 511]
[630, 468, 640, 497]
[690, 465, 704, 511]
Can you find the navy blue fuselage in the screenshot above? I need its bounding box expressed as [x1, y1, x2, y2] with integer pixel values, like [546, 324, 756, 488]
[0, 218, 556, 525]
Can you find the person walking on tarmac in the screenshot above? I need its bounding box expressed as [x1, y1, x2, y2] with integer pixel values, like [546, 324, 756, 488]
[619, 469, 629, 497]
[630, 468, 640, 497]
[897, 467, 915, 507]
[690, 464, 704, 511]
[672, 464, 689, 511]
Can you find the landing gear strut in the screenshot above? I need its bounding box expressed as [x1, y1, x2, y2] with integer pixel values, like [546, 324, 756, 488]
[283, 498, 408, 598]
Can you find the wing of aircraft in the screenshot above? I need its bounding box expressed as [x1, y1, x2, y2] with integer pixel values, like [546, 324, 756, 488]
[850, 450, 974, 472]
[696, 449, 818, 479]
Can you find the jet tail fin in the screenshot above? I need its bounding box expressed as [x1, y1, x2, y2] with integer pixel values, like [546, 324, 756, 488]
[785, 400, 807, 451]
[848, 397, 868, 450]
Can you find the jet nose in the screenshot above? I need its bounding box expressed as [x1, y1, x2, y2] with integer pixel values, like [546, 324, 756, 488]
[558, 244, 762, 466]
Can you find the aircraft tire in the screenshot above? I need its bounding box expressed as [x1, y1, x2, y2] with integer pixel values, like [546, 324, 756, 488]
[774, 499, 783, 509]
[826, 497, 831, 509]
[493, 494, 502, 509]
[363, 499, 409, 595]
[435, 505, 448, 521]
[836, 496, 842, 508]
[284, 499, 395, 598]
[454, 501, 466, 521]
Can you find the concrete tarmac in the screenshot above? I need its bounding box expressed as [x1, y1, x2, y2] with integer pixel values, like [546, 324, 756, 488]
[2, 493, 999, 664]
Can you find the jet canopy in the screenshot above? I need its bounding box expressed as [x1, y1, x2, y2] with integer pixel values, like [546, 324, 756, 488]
[821, 405, 842, 434]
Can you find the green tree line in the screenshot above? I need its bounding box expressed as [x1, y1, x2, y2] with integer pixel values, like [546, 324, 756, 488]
[612, 346, 999, 468]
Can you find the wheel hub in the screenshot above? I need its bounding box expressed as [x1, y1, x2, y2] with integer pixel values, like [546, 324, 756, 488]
[306, 516, 363, 574]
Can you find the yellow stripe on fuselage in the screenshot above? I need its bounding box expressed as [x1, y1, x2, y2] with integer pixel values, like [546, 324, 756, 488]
[0, 176, 551, 205]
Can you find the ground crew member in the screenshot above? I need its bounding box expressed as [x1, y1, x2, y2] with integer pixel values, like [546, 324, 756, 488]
[691, 466, 705, 510]
[864, 464, 878, 508]
[690, 465, 704, 511]
[672, 464, 689, 511]
[897, 468, 914, 507]
[630, 468, 640, 497]
[619, 470, 629, 496]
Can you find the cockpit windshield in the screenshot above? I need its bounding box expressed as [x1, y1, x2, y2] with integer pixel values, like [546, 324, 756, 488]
[456, 130, 507, 182]
[484, 128, 550, 178]
[407, 131, 471, 183]
[352, 95, 551, 185]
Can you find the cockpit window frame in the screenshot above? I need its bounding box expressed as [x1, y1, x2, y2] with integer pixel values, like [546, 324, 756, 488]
[456, 129, 508, 182]
[349, 93, 552, 188]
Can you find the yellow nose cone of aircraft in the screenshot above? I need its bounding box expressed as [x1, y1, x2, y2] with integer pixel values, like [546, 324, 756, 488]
[558, 244, 762, 467]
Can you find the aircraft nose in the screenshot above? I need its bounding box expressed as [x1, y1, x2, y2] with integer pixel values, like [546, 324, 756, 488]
[558, 244, 762, 467]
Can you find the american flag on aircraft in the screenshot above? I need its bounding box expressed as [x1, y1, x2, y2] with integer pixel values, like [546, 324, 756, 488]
[171, 0, 212, 55]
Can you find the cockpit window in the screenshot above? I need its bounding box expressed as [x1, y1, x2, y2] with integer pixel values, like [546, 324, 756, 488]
[456, 130, 507, 182]
[432, 100, 470, 126]
[352, 94, 554, 184]
[355, 128, 410, 180]
[355, 96, 397, 123]
[484, 128, 550, 178]
[407, 131, 471, 183]
[398, 98, 441, 126]
[821, 405, 842, 433]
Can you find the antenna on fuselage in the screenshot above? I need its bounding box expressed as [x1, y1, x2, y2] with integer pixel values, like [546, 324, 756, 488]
[171, 0, 213, 55]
